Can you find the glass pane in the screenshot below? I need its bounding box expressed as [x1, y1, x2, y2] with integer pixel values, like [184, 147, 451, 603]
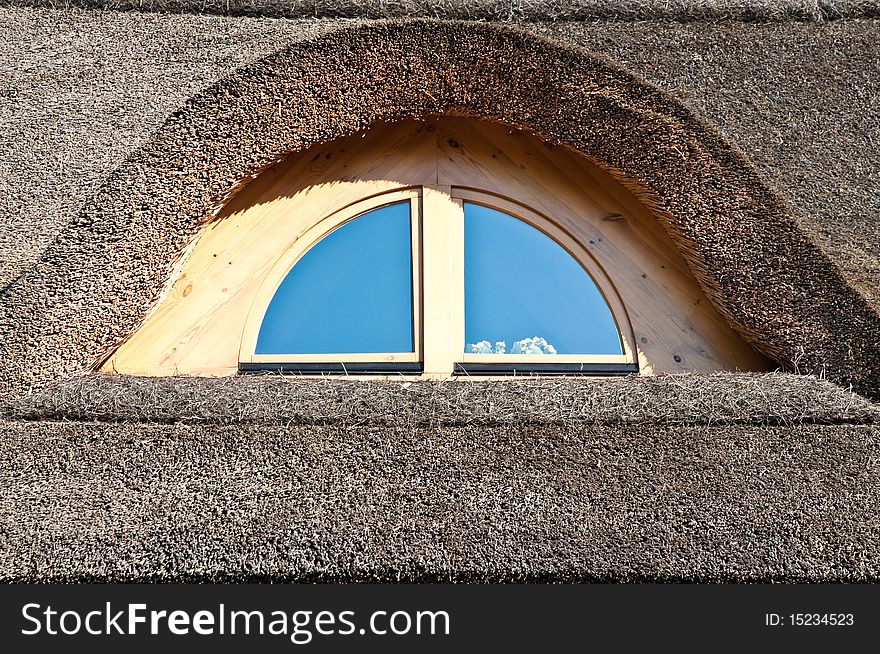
[464, 203, 622, 355]
[256, 201, 413, 354]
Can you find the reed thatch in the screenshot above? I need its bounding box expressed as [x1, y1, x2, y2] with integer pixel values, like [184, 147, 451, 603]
[1, 16, 879, 402]
[3, 0, 880, 21]
[532, 19, 880, 318]
[1, 418, 877, 582]
[12, 372, 880, 427]
[1, 7, 879, 583]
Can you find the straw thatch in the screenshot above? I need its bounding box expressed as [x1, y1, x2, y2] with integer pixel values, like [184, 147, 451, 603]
[1, 418, 877, 582]
[5, 10, 878, 309]
[5, 10, 877, 304]
[533, 18, 880, 317]
[1, 16, 879, 403]
[12, 372, 880, 427]
[4, 1, 880, 21]
[1, 6, 880, 584]
[0, 8, 335, 292]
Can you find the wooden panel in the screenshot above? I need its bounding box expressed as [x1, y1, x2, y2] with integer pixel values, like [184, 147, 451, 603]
[105, 122, 436, 376]
[103, 117, 771, 376]
[421, 185, 455, 375]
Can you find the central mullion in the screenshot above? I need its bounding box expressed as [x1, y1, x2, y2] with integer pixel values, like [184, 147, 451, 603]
[421, 185, 458, 375]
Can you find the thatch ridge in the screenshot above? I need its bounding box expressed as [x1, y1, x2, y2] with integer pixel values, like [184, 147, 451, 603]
[3, 0, 880, 21]
[1, 418, 878, 582]
[11, 372, 880, 427]
[1, 19, 878, 402]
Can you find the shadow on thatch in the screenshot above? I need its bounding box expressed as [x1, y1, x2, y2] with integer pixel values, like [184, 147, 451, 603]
[11, 372, 879, 427]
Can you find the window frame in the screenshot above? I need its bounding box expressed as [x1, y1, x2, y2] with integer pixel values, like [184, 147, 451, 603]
[238, 185, 638, 376]
[103, 117, 772, 378]
[238, 189, 423, 372]
[451, 188, 636, 375]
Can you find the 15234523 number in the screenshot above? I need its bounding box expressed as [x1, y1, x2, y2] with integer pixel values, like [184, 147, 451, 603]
[790, 614, 854, 626]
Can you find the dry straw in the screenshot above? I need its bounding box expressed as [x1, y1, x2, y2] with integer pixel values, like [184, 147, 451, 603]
[1, 17, 878, 403]
[3, 1, 879, 21]
[12, 372, 879, 427]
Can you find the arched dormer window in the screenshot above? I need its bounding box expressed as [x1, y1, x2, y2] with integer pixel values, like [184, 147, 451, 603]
[238, 189, 635, 375]
[102, 118, 770, 378]
[245, 195, 422, 373]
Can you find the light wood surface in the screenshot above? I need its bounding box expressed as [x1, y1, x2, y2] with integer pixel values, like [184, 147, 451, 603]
[103, 118, 771, 376]
[420, 185, 456, 375]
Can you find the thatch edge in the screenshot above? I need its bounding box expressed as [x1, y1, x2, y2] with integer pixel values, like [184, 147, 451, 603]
[10, 372, 880, 427]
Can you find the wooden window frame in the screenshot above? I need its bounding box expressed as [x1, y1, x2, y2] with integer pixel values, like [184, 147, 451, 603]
[239, 189, 423, 373]
[238, 186, 638, 377]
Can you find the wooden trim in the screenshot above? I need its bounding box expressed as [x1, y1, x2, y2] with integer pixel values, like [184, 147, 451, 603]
[249, 353, 418, 364]
[461, 353, 632, 364]
[450, 197, 466, 361]
[455, 362, 638, 376]
[238, 189, 421, 365]
[240, 362, 423, 375]
[410, 195, 424, 364]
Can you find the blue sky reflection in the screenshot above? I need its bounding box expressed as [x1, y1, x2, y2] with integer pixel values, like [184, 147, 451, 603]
[256, 201, 414, 355]
[464, 203, 622, 355]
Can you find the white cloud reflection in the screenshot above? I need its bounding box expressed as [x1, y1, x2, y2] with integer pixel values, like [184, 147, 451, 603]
[466, 337, 557, 355]
[467, 340, 506, 354]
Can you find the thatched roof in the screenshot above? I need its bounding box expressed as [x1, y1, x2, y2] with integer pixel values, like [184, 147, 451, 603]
[4, 0, 880, 21]
[1, 12, 879, 401]
[1, 4, 880, 581]
[2, 416, 878, 582]
[13, 373, 880, 427]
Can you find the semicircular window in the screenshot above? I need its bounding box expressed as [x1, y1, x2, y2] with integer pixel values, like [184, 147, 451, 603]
[255, 201, 415, 365]
[463, 202, 623, 361]
[244, 190, 634, 376]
